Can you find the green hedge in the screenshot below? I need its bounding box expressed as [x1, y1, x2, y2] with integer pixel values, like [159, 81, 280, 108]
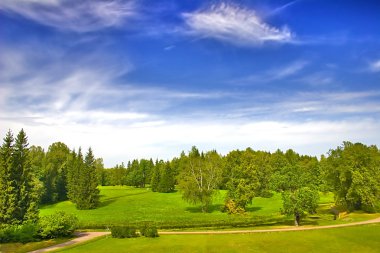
[111, 226, 138, 238]
[82, 216, 281, 230]
[111, 223, 159, 238]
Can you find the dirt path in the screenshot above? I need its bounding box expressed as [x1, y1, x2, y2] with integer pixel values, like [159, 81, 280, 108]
[28, 232, 110, 253]
[29, 217, 380, 252]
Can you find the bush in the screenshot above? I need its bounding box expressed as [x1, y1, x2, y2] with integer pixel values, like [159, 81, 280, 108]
[140, 222, 159, 238]
[145, 226, 159, 237]
[0, 223, 38, 243]
[223, 199, 245, 214]
[111, 226, 138, 238]
[38, 211, 78, 239]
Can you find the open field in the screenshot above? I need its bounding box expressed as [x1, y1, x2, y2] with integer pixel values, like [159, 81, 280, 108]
[56, 224, 380, 253]
[39, 186, 378, 229]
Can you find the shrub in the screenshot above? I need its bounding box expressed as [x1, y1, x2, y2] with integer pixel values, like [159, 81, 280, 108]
[144, 226, 159, 237]
[140, 222, 159, 238]
[38, 211, 78, 239]
[111, 226, 138, 238]
[0, 223, 38, 243]
[223, 199, 245, 214]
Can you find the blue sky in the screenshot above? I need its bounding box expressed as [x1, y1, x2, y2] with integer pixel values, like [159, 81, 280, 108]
[1, 0, 380, 167]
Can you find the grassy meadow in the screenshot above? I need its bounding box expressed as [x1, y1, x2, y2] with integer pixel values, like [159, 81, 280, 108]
[39, 186, 377, 229]
[40, 186, 284, 228]
[57, 224, 380, 253]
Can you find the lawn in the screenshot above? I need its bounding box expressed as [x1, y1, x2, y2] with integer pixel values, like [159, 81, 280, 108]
[40, 186, 286, 228]
[39, 186, 376, 229]
[0, 238, 70, 253]
[57, 224, 380, 253]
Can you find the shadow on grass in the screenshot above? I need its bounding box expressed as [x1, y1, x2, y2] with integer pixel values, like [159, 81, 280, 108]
[99, 191, 150, 207]
[185, 204, 224, 213]
[245, 206, 263, 212]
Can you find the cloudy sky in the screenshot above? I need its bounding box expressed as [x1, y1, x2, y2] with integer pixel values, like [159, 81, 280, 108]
[1, 0, 380, 167]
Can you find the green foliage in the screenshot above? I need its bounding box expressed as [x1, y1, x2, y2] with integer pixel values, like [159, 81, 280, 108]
[111, 226, 138, 238]
[224, 149, 261, 211]
[157, 161, 175, 193]
[40, 142, 71, 204]
[323, 142, 380, 212]
[67, 148, 100, 210]
[144, 226, 159, 237]
[0, 223, 39, 243]
[150, 160, 161, 192]
[0, 129, 39, 225]
[178, 147, 223, 212]
[38, 211, 78, 239]
[223, 199, 245, 214]
[281, 187, 319, 226]
[270, 150, 321, 225]
[140, 222, 159, 237]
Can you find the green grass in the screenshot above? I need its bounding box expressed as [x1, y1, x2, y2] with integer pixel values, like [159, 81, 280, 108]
[39, 186, 377, 229]
[57, 224, 380, 253]
[0, 238, 70, 253]
[40, 186, 285, 228]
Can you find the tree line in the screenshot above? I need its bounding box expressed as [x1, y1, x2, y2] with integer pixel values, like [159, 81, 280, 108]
[0, 129, 99, 228]
[1, 129, 379, 227]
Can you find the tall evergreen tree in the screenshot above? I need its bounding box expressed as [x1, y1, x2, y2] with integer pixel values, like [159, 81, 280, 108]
[157, 161, 175, 193]
[75, 148, 99, 210]
[0, 129, 39, 224]
[14, 129, 39, 223]
[41, 142, 70, 204]
[66, 148, 83, 204]
[0, 130, 16, 224]
[151, 160, 161, 192]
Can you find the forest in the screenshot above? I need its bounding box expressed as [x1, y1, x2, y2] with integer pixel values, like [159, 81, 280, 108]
[1, 129, 380, 243]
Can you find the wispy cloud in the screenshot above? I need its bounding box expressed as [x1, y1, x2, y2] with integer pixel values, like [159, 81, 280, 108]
[296, 71, 334, 86]
[369, 59, 380, 72]
[270, 61, 308, 79]
[268, 0, 300, 16]
[182, 3, 294, 47]
[0, 0, 138, 32]
[230, 60, 308, 84]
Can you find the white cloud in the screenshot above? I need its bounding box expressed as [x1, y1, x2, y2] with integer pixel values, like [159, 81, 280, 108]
[230, 60, 307, 84]
[369, 60, 380, 72]
[3, 115, 380, 167]
[0, 0, 137, 32]
[1, 43, 380, 167]
[269, 61, 308, 79]
[269, 0, 300, 16]
[182, 3, 293, 46]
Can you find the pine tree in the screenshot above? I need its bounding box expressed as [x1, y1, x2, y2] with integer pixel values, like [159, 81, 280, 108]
[157, 162, 175, 193]
[0, 129, 39, 224]
[13, 129, 39, 223]
[75, 148, 99, 210]
[41, 142, 70, 203]
[151, 160, 161, 192]
[66, 149, 83, 204]
[0, 130, 16, 224]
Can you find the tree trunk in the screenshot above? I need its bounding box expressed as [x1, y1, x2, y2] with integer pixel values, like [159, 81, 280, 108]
[294, 213, 300, 226]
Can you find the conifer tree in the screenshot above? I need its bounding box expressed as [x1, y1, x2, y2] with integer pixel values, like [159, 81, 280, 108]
[157, 162, 175, 193]
[151, 160, 161, 192]
[0, 130, 16, 224]
[75, 148, 99, 209]
[0, 129, 39, 224]
[66, 148, 83, 204]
